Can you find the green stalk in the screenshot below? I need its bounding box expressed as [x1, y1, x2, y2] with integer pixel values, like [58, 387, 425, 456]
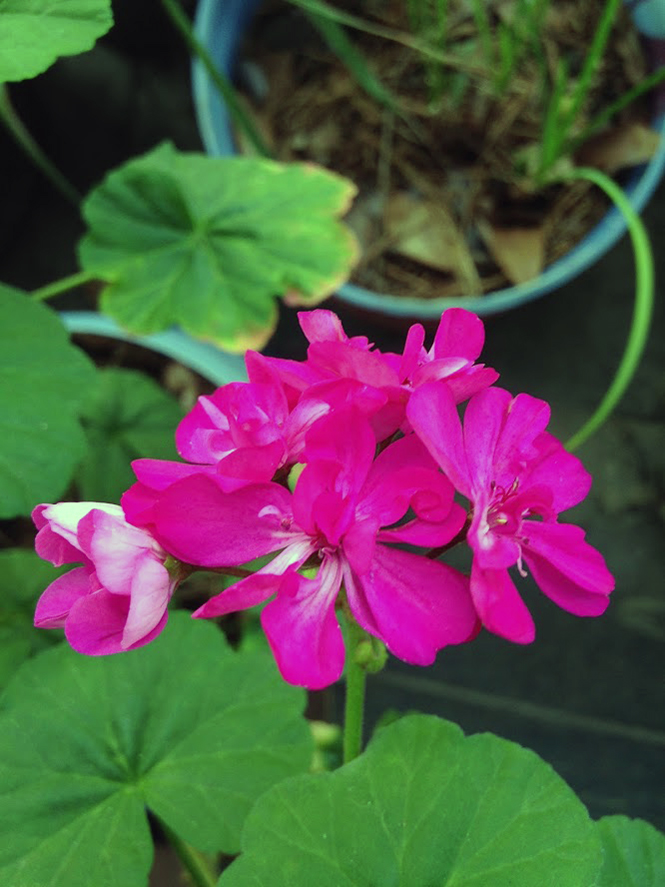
[342, 616, 368, 765]
[30, 269, 100, 302]
[568, 65, 665, 153]
[156, 816, 218, 887]
[0, 85, 80, 206]
[561, 167, 654, 451]
[562, 0, 622, 136]
[160, 0, 271, 158]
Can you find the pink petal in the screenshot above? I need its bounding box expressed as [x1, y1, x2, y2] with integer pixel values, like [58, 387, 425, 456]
[462, 387, 513, 492]
[123, 554, 173, 648]
[523, 521, 615, 598]
[302, 409, 376, 494]
[378, 503, 466, 548]
[359, 434, 455, 527]
[150, 476, 294, 567]
[491, 392, 551, 486]
[34, 566, 92, 628]
[262, 558, 345, 689]
[81, 510, 161, 592]
[298, 308, 348, 343]
[307, 340, 400, 388]
[407, 382, 472, 498]
[66, 589, 169, 655]
[470, 562, 536, 644]
[522, 433, 592, 513]
[347, 546, 479, 665]
[432, 308, 486, 361]
[193, 541, 314, 618]
[64, 589, 132, 655]
[398, 323, 426, 382]
[33, 502, 121, 566]
[131, 458, 218, 490]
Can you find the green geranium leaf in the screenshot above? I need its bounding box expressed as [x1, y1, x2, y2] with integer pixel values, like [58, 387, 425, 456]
[0, 549, 66, 688]
[0, 285, 96, 517]
[78, 367, 183, 501]
[0, 0, 113, 83]
[220, 714, 602, 887]
[595, 816, 665, 886]
[78, 142, 358, 353]
[0, 612, 313, 887]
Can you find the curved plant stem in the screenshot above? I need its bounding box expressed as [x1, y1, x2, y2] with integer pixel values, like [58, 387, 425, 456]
[561, 167, 654, 451]
[30, 270, 100, 302]
[155, 816, 218, 887]
[160, 0, 271, 158]
[0, 85, 80, 206]
[342, 616, 368, 764]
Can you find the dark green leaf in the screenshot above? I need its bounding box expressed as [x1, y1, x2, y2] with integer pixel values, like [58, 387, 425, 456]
[220, 713, 602, 886]
[0, 612, 313, 886]
[595, 816, 665, 887]
[0, 549, 66, 688]
[0, 0, 113, 83]
[78, 367, 183, 501]
[0, 285, 97, 517]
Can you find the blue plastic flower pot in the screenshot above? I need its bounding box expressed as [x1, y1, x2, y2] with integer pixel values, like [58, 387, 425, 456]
[60, 312, 247, 385]
[193, 0, 665, 319]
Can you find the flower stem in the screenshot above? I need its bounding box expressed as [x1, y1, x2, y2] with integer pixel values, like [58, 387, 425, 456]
[156, 816, 218, 887]
[342, 617, 368, 764]
[560, 167, 654, 451]
[30, 270, 101, 303]
[159, 0, 271, 158]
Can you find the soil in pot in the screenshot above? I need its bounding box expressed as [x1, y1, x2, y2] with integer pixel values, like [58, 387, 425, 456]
[237, 0, 659, 300]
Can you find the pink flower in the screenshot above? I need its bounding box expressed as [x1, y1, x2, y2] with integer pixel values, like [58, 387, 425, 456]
[251, 309, 498, 439]
[138, 412, 479, 689]
[407, 383, 615, 643]
[33, 502, 177, 655]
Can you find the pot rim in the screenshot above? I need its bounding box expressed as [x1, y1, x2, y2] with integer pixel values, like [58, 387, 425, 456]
[192, 0, 665, 317]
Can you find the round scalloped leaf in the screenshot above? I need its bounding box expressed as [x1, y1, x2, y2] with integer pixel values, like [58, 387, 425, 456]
[77, 367, 183, 502]
[220, 714, 602, 887]
[0, 285, 96, 517]
[595, 816, 665, 886]
[78, 142, 358, 353]
[0, 549, 66, 689]
[0, 0, 113, 83]
[0, 612, 313, 887]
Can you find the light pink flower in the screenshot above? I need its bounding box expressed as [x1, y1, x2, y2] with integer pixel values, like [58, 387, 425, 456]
[408, 382, 615, 643]
[33, 502, 177, 655]
[138, 412, 478, 689]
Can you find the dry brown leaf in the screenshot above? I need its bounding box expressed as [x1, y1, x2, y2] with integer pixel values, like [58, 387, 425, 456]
[478, 221, 545, 285]
[576, 123, 661, 173]
[384, 191, 482, 297]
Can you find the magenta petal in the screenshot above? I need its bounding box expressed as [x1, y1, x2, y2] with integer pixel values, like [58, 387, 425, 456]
[123, 554, 173, 647]
[462, 387, 513, 492]
[150, 476, 293, 566]
[131, 458, 217, 490]
[523, 521, 615, 593]
[348, 546, 479, 665]
[470, 562, 536, 644]
[432, 308, 486, 361]
[522, 433, 592, 513]
[378, 503, 466, 548]
[34, 567, 92, 628]
[262, 559, 345, 689]
[443, 366, 500, 404]
[407, 382, 472, 498]
[64, 589, 132, 655]
[298, 308, 347, 343]
[491, 392, 551, 484]
[194, 571, 283, 619]
[399, 323, 426, 381]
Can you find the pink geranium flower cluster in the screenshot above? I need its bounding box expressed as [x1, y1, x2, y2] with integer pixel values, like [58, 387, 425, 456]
[33, 309, 614, 688]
